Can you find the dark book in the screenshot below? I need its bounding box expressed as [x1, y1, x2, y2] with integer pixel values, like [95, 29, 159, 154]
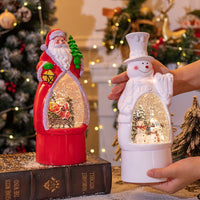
[0, 152, 112, 200]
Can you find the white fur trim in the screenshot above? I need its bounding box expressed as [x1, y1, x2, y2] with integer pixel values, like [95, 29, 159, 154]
[40, 44, 47, 51]
[37, 61, 47, 82]
[49, 30, 65, 41]
[67, 71, 90, 125]
[43, 72, 65, 130]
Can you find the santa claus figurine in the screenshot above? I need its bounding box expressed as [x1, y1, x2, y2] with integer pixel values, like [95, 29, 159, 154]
[34, 29, 90, 165]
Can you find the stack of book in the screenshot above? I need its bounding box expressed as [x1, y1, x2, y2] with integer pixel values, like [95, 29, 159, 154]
[0, 152, 112, 200]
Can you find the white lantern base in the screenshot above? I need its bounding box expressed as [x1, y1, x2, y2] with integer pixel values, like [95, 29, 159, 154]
[121, 146, 172, 183]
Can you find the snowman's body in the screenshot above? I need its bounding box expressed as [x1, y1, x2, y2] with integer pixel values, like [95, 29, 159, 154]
[117, 32, 173, 183]
[118, 60, 173, 122]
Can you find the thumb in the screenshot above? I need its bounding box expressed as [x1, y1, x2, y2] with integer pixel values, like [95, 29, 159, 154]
[147, 168, 171, 179]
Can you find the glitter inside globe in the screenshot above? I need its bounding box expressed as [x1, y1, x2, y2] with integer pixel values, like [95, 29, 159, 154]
[131, 93, 170, 144]
[47, 73, 89, 129]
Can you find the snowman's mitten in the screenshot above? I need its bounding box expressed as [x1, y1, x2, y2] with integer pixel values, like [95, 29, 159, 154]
[154, 73, 173, 105]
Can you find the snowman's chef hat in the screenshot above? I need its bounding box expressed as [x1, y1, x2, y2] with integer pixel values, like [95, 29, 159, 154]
[124, 32, 154, 64]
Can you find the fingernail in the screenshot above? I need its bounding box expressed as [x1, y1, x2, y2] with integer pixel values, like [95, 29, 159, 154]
[147, 170, 153, 177]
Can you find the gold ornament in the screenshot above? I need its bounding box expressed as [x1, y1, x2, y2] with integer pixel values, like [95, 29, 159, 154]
[42, 70, 55, 84]
[0, 9, 17, 29]
[156, 0, 186, 42]
[140, 7, 152, 17]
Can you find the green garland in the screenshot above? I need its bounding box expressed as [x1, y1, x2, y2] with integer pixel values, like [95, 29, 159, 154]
[149, 29, 200, 65]
[103, 0, 155, 53]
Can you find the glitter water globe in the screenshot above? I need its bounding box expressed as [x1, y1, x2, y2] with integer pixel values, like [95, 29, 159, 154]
[34, 29, 89, 165]
[117, 32, 173, 183]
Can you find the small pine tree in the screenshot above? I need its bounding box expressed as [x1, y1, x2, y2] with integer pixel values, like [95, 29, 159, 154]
[68, 35, 83, 69]
[172, 96, 200, 161]
[131, 105, 147, 142]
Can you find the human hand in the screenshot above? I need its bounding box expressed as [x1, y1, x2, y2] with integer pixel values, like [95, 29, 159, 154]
[108, 71, 129, 101]
[147, 157, 200, 194]
[108, 60, 170, 101]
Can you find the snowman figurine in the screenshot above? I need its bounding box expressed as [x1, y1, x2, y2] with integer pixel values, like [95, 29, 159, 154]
[118, 32, 173, 183]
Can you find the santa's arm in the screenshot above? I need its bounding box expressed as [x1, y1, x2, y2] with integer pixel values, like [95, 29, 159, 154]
[36, 61, 54, 82]
[154, 73, 173, 106]
[36, 61, 46, 82]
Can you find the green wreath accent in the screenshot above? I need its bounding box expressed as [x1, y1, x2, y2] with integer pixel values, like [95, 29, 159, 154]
[68, 35, 83, 69]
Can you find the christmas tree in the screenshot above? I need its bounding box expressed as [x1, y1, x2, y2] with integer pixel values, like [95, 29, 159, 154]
[103, 0, 200, 64]
[131, 105, 147, 143]
[103, 0, 155, 53]
[0, 0, 57, 154]
[172, 96, 200, 161]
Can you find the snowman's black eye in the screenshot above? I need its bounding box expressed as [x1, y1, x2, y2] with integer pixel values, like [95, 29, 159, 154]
[142, 62, 144, 64]
[146, 62, 148, 64]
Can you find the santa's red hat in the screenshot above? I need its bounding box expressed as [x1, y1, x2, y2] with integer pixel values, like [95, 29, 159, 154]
[41, 29, 65, 51]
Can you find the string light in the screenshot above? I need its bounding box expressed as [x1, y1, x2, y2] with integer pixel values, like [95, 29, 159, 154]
[110, 45, 115, 50]
[91, 83, 95, 88]
[99, 125, 103, 130]
[9, 135, 14, 139]
[101, 148, 106, 153]
[38, 0, 44, 42]
[26, 78, 30, 82]
[92, 44, 97, 49]
[178, 47, 183, 51]
[13, 22, 17, 27]
[14, 107, 19, 111]
[94, 126, 99, 131]
[38, 5, 42, 10]
[111, 13, 132, 50]
[90, 61, 95, 65]
[112, 63, 117, 68]
[108, 80, 112, 86]
[156, 17, 161, 22]
[93, 102, 97, 109]
[120, 40, 124, 44]
[83, 80, 88, 84]
[24, 2, 28, 6]
[113, 108, 118, 112]
[96, 59, 100, 63]
[90, 149, 95, 153]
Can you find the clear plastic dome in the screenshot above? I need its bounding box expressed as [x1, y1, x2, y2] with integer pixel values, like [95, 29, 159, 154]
[47, 73, 89, 129]
[131, 93, 170, 144]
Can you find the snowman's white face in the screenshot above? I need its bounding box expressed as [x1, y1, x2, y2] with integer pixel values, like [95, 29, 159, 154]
[127, 60, 154, 78]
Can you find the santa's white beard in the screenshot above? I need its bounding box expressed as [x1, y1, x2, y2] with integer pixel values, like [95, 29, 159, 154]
[48, 41, 72, 69]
